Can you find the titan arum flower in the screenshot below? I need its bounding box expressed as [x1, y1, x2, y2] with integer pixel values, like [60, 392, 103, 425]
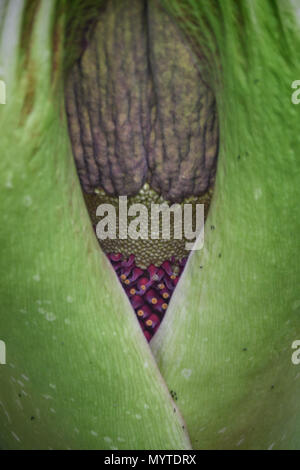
[0, 0, 300, 450]
[64, 0, 218, 340]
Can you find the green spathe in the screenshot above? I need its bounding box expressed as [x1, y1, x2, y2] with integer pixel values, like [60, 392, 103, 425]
[153, 0, 300, 450]
[0, 0, 300, 450]
[0, 0, 190, 450]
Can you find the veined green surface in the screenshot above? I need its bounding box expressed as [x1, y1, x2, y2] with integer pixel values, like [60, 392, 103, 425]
[0, 0, 300, 450]
[152, 0, 300, 450]
[0, 0, 191, 450]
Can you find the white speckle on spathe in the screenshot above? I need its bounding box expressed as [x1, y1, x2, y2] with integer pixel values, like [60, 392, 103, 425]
[38, 307, 46, 315]
[50, 408, 56, 414]
[0, 401, 11, 423]
[46, 313, 56, 322]
[268, 442, 275, 450]
[20, 309, 27, 314]
[110, 446, 118, 450]
[9, 363, 16, 369]
[144, 404, 149, 409]
[218, 427, 227, 434]
[15, 398, 23, 410]
[64, 318, 71, 325]
[113, 331, 117, 336]
[74, 428, 79, 434]
[104, 436, 112, 443]
[135, 414, 142, 420]
[203, 337, 208, 342]
[236, 438, 245, 447]
[10, 376, 16, 383]
[36, 300, 42, 305]
[254, 188, 262, 200]
[49, 384, 56, 390]
[117, 437, 125, 442]
[181, 368, 192, 380]
[292, 300, 300, 311]
[66, 296, 73, 303]
[17, 380, 24, 387]
[144, 361, 149, 369]
[199, 427, 206, 433]
[11, 431, 21, 442]
[21, 374, 29, 382]
[23, 195, 33, 207]
[33, 274, 40, 282]
[91, 430, 98, 437]
[42, 395, 53, 400]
